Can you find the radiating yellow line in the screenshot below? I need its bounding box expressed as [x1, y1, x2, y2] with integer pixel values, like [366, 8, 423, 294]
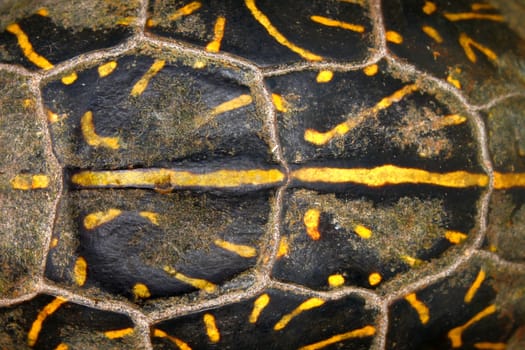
[131, 59, 165, 96]
[163, 266, 216, 293]
[292, 165, 489, 188]
[444, 12, 503, 22]
[104, 327, 134, 339]
[249, 294, 270, 323]
[61, 72, 78, 85]
[310, 15, 365, 33]
[54, 343, 68, 350]
[448, 304, 496, 348]
[386, 30, 403, 44]
[81, 111, 120, 149]
[304, 84, 418, 145]
[274, 298, 325, 330]
[465, 269, 486, 303]
[405, 293, 430, 324]
[354, 224, 372, 239]
[139, 211, 159, 225]
[298, 325, 376, 350]
[98, 61, 118, 77]
[245, 0, 322, 61]
[422, 25, 443, 43]
[214, 239, 257, 258]
[473, 342, 506, 350]
[83, 209, 122, 230]
[6, 23, 53, 70]
[471, 3, 495, 11]
[28, 297, 67, 346]
[272, 93, 288, 112]
[458, 33, 497, 63]
[196, 94, 253, 127]
[169, 1, 202, 21]
[445, 230, 468, 244]
[72, 168, 285, 189]
[203, 313, 220, 343]
[153, 329, 192, 350]
[206, 16, 226, 53]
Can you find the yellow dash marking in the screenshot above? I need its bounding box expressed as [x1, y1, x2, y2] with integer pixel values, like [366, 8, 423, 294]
[50, 238, 58, 248]
[292, 165, 488, 188]
[249, 294, 270, 323]
[272, 93, 288, 112]
[274, 298, 325, 331]
[401, 255, 424, 267]
[139, 211, 159, 225]
[131, 59, 165, 97]
[405, 293, 430, 324]
[132, 283, 151, 299]
[210, 94, 252, 116]
[363, 64, 379, 76]
[27, 297, 67, 346]
[276, 237, 289, 258]
[316, 70, 333, 83]
[116, 17, 136, 26]
[465, 269, 486, 303]
[423, 1, 437, 15]
[193, 60, 207, 69]
[304, 209, 321, 240]
[474, 342, 506, 350]
[81, 111, 120, 149]
[298, 325, 376, 350]
[36, 8, 49, 16]
[169, 1, 202, 21]
[214, 239, 257, 258]
[328, 274, 345, 288]
[105, 328, 134, 339]
[61, 72, 78, 85]
[206, 16, 226, 53]
[6, 23, 53, 70]
[471, 3, 495, 11]
[153, 329, 192, 350]
[444, 12, 503, 22]
[338, 0, 366, 6]
[494, 172, 525, 189]
[98, 61, 118, 77]
[245, 0, 322, 61]
[354, 224, 372, 239]
[83, 209, 122, 230]
[55, 343, 68, 350]
[386, 30, 403, 44]
[203, 313, 220, 343]
[304, 84, 418, 145]
[447, 73, 462, 89]
[163, 266, 217, 293]
[310, 15, 365, 33]
[72, 168, 285, 189]
[445, 230, 468, 244]
[74, 257, 87, 286]
[436, 114, 467, 128]
[10, 174, 50, 190]
[368, 272, 382, 286]
[448, 304, 497, 348]
[422, 25, 443, 43]
[459, 33, 497, 63]
[46, 109, 64, 123]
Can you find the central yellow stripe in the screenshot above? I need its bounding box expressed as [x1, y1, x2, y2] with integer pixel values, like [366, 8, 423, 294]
[72, 168, 285, 189]
[292, 165, 488, 188]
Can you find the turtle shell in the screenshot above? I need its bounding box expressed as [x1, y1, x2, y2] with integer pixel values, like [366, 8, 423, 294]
[1, 0, 525, 349]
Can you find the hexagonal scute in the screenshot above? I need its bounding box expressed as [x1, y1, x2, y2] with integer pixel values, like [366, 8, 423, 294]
[42, 51, 282, 302]
[0, 70, 59, 298]
[382, 0, 525, 104]
[0, 1, 139, 70]
[268, 60, 485, 289]
[0, 294, 139, 349]
[146, 0, 376, 66]
[152, 289, 378, 349]
[482, 97, 525, 262]
[386, 256, 525, 349]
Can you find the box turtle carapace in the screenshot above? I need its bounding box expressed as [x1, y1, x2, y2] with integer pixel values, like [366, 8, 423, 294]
[1, 0, 525, 349]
